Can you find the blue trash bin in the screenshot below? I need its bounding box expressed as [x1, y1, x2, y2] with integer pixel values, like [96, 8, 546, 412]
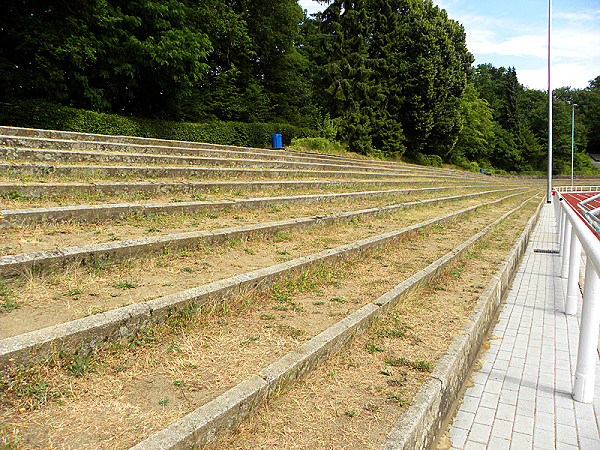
[480, 168, 484, 174]
[272, 134, 282, 149]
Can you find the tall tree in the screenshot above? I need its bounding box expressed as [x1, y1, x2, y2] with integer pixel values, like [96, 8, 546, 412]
[454, 82, 494, 164]
[0, 0, 212, 117]
[319, 0, 473, 158]
[320, 0, 378, 154]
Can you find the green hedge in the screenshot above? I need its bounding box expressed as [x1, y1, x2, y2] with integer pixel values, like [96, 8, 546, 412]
[0, 100, 319, 148]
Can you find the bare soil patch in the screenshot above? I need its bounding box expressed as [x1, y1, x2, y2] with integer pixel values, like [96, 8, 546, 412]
[208, 197, 540, 449]
[0, 188, 509, 256]
[0, 193, 522, 339]
[0, 194, 538, 449]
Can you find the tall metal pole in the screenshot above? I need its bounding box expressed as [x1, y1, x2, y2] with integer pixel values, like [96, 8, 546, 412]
[547, 0, 553, 203]
[571, 104, 575, 188]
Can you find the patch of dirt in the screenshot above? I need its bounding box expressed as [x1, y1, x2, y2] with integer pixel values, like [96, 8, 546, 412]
[205, 198, 540, 449]
[0, 193, 524, 339]
[0, 195, 539, 449]
[0, 187, 503, 255]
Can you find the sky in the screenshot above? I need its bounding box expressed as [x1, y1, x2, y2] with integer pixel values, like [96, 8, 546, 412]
[297, 0, 600, 91]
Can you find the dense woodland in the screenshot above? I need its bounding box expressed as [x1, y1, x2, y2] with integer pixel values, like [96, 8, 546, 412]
[1, 0, 599, 174]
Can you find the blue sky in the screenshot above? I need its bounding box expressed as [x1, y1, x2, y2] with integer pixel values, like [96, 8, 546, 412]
[298, 0, 600, 91]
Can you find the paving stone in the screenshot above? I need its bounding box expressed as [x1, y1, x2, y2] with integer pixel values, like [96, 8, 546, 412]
[490, 418, 513, 440]
[474, 406, 496, 426]
[510, 431, 533, 449]
[468, 423, 491, 444]
[447, 205, 600, 450]
[555, 422, 579, 446]
[512, 414, 534, 435]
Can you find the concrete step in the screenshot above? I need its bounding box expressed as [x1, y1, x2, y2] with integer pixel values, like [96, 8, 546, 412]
[0, 188, 522, 274]
[0, 161, 467, 182]
[0, 146, 420, 175]
[0, 126, 488, 180]
[0, 192, 538, 449]
[1, 186, 508, 227]
[0, 179, 476, 198]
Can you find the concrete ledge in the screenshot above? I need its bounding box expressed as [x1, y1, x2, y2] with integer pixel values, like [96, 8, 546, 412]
[380, 196, 544, 450]
[0, 126, 445, 175]
[381, 379, 443, 450]
[1, 198, 499, 368]
[0, 126, 499, 183]
[0, 146, 410, 176]
[0, 162, 462, 182]
[0, 189, 516, 275]
[130, 375, 269, 449]
[261, 303, 381, 394]
[0, 179, 457, 198]
[0, 185, 489, 226]
[0, 136, 388, 170]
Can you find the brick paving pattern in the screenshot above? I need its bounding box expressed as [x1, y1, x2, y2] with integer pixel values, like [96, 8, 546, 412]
[449, 203, 600, 449]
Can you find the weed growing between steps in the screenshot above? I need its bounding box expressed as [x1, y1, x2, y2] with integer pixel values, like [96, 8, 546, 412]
[0, 182, 461, 209]
[0, 188, 495, 257]
[0, 195, 539, 448]
[208, 198, 540, 449]
[0, 279, 21, 312]
[0, 194, 521, 341]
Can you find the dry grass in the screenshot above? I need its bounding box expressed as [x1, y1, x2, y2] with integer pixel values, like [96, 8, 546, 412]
[207, 197, 540, 449]
[0, 186, 505, 256]
[0, 194, 540, 449]
[0, 192, 526, 340]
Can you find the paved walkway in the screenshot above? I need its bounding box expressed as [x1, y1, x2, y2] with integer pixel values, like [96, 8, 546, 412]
[449, 203, 600, 449]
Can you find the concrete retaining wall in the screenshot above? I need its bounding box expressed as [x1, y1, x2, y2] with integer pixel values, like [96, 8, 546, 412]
[381, 197, 544, 450]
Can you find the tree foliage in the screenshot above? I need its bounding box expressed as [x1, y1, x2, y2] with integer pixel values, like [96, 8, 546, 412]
[0, 0, 598, 174]
[318, 0, 473, 157]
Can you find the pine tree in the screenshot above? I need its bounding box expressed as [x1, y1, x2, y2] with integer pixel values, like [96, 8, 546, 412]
[320, 0, 377, 154]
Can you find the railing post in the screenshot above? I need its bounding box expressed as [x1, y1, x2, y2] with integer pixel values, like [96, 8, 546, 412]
[555, 196, 562, 239]
[561, 220, 572, 278]
[565, 231, 582, 315]
[559, 208, 566, 254]
[573, 259, 600, 402]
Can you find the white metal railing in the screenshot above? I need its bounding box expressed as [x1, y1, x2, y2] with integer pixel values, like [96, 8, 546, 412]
[554, 186, 600, 193]
[554, 189, 600, 403]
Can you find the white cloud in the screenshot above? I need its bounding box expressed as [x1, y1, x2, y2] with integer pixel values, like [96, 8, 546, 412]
[298, 0, 326, 15]
[519, 62, 597, 90]
[554, 12, 597, 21]
[471, 34, 547, 58]
[434, 1, 600, 90]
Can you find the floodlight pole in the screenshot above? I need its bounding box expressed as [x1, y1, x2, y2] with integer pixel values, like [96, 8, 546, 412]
[547, 0, 553, 203]
[571, 104, 575, 188]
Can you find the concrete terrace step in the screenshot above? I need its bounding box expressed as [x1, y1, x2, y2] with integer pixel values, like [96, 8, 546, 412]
[0, 189, 526, 276]
[0, 179, 486, 198]
[0, 146, 422, 175]
[0, 128, 411, 173]
[0, 193, 525, 368]
[0, 186, 513, 227]
[0, 135, 409, 173]
[0, 161, 470, 182]
[0, 126, 488, 180]
[131, 195, 539, 449]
